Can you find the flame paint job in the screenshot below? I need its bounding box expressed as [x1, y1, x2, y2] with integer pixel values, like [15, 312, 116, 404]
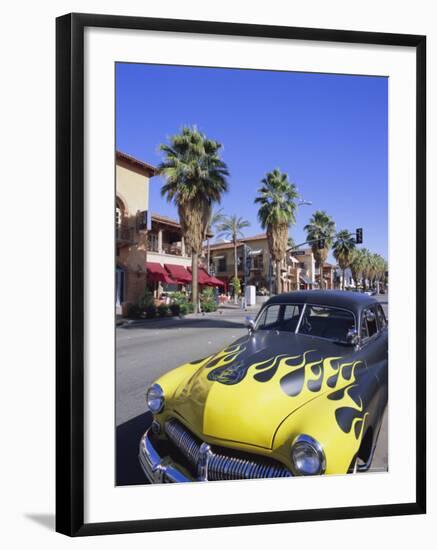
[151, 299, 388, 476]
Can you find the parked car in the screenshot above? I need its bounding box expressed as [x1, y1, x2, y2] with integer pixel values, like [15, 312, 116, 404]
[139, 290, 388, 482]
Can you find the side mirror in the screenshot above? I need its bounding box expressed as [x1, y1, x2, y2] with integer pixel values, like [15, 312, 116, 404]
[346, 328, 359, 346]
[245, 316, 256, 333]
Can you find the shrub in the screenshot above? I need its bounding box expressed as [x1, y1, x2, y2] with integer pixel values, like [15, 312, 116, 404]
[202, 301, 217, 313]
[138, 287, 154, 309]
[169, 303, 180, 316]
[171, 291, 188, 305]
[186, 302, 195, 313]
[179, 303, 189, 316]
[127, 304, 143, 319]
[145, 304, 157, 319]
[201, 287, 215, 301]
[231, 276, 241, 297]
[157, 304, 169, 317]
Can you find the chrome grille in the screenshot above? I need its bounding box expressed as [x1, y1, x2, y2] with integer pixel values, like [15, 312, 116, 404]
[164, 417, 201, 465]
[164, 418, 292, 481]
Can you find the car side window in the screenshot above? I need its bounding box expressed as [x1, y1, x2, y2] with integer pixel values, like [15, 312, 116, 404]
[282, 304, 302, 332]
[361, 307, 378, 340]
[283, 305, 298, 320]
[376, 304, 387, 330]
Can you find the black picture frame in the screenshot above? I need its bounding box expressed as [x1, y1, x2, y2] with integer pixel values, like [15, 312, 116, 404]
[56, 12, 426, 537]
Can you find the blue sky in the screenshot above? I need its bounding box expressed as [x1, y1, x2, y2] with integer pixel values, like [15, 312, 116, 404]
[116, 63, 388, 259]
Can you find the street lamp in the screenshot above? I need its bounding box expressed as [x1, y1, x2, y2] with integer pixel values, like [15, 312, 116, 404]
[298, 199, 312, 207]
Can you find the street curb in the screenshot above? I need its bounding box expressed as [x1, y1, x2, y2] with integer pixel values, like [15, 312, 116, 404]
[116, 305, 261, 328]
[119, 311, 221, 328]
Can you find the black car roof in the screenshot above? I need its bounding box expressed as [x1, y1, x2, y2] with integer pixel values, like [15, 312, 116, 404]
[264, 290, 377, 316]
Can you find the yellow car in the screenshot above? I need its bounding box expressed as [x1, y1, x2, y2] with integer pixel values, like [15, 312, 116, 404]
[139, 291, 388, 482]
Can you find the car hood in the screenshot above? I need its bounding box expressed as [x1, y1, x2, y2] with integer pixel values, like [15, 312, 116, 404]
[171, 331, 358, 449]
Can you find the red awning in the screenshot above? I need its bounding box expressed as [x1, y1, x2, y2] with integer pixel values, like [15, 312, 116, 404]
[164, 263, 192, 284]
[146, 262, 176, 284]
[208, 275, 225, 287]
[188, 267, 225, 287]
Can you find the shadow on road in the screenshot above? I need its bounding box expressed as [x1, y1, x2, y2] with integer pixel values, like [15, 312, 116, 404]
[115, 410, 387, 485]
[116, 411, 152, 486]
[120, 318, 246, 331]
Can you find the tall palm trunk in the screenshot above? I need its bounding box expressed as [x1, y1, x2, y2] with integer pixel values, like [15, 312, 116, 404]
[191, 252, 198, 313]
[276, 261, 282, 295]
[318, 262, 324, 290]
[233, 240, 238, 304]
[207, 239, 210, 274]
[342, 268, 345, 290]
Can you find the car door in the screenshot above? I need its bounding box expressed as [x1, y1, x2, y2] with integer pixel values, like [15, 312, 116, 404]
[373, 304, 389, 416]
[357, 306, 388, 436]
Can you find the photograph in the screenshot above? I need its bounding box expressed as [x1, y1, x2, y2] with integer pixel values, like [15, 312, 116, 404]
[115, 63, 389, 485]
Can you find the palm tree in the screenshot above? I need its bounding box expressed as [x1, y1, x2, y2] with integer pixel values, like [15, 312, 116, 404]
[216, 214, 250, 303]
[382, 258, 388, 290]
[332, 229, 356, 290]
[255, 169, 299, 295]
[158, 126, 229, 312]
[360, 248, 372, 291]
[287, 236, 296, 250]
[304, 211, 336, 289]
[372, 253, 386, 293]
[205, 208, 224, 273]
[349, 248, 365, 289]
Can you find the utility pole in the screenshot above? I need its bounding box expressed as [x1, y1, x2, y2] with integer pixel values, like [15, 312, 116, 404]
[243, 243, 252, 290]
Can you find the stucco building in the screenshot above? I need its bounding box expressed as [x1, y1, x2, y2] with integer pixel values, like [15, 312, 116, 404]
[115, 151, 156, 314]
[207, 234, 301, 293]
[146, 213, 223, 294]
[208, 235, 335, 293]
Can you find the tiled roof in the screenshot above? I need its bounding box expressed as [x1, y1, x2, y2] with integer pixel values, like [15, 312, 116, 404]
[209, 242, 236, 251]
[242, 233, 267, 242]
[209, 233, 268, 251]
[150, 213, 213, 238]
[151, 213, 181, 228]
[116, 151, 157, 176]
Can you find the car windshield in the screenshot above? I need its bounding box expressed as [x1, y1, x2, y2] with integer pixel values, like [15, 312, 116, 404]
[299, 305, 355, 342]
[256, 303, 356, 343]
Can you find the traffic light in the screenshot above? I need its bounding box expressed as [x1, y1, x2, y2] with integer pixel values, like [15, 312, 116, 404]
[356, 228, 363, 244]
[318, 238, 325, 249]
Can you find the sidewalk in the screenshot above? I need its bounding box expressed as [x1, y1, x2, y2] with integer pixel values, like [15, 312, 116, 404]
[117, 302, 261, 329]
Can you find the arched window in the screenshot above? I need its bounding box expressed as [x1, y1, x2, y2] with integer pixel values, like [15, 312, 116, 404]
[116, 196, 127, 239]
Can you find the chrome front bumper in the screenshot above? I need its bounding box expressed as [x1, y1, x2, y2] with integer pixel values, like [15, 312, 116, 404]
[138, 429, 193, 483]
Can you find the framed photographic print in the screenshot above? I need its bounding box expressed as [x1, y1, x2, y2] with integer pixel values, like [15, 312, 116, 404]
[56, 13, 426, 536]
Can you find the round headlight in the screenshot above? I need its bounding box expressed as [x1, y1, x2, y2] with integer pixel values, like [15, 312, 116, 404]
[146, 383, 165, 413]
[291, 434, 326, 475]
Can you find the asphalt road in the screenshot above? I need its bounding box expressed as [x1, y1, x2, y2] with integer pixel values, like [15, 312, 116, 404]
[116, 306, 252, 425]
[116, 294, 389, 485]
[116, 305, 252, 484]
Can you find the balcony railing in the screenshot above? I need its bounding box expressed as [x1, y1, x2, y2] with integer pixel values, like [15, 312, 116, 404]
[147, 240, 191, 257]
